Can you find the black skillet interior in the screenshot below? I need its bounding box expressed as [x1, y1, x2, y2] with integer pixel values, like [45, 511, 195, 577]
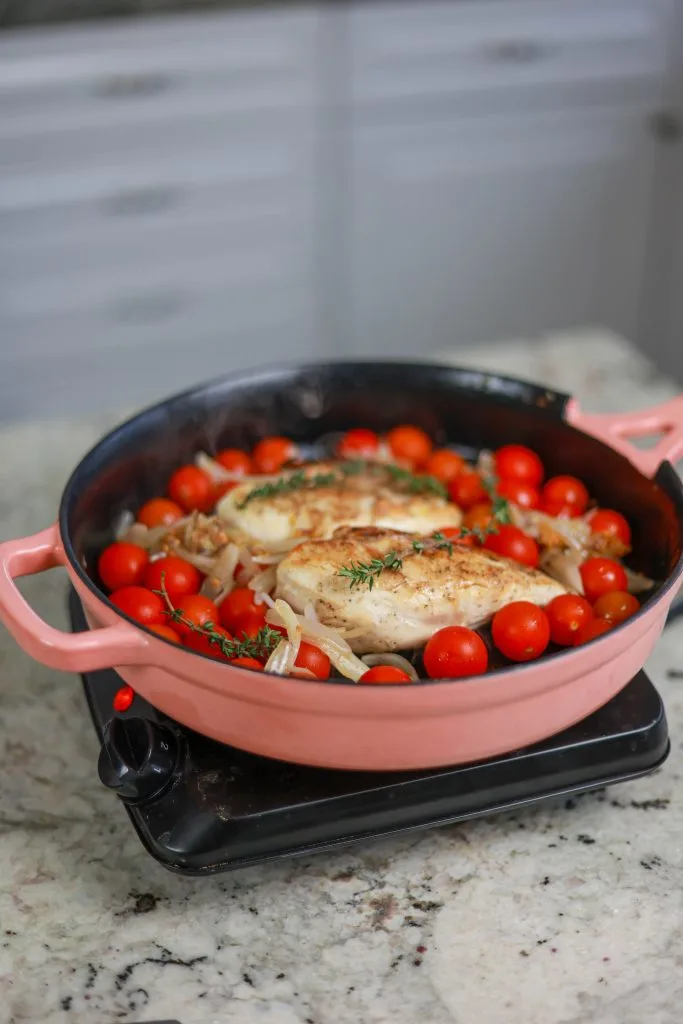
[59, 362, 683, 607]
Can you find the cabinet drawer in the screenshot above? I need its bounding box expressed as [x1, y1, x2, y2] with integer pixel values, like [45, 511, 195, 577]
[0, 123, 316, 239]
[0, 9, 319, 134]
[350, 0, 669, 107]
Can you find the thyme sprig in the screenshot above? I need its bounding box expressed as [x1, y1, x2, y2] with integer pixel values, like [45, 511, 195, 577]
[337, 472, 513, 589]
[155, 575, 281, 661]
[236, 458, 447, 509]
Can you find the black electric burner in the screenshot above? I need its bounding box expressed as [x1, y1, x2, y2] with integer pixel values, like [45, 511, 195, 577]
[69, 590, 670, 876]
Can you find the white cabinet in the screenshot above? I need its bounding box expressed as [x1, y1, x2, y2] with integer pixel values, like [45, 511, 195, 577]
[348, 108, 657, 356]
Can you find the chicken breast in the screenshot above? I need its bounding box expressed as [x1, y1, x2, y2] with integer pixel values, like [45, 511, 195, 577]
[276, 526, 566, 653]
[218, 461, 462, 545]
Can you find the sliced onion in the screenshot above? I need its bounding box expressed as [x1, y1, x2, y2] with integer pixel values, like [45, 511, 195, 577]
[361, 653, 419, 682]
[173, 546, 218, 575]
[195, 451, 234, 483]
[290, 667, 318, 681]
[264, 639, 293, 675]
[253, 553, 287, 566]
[201, 543, 240, 603]
[273, 598, 303, 668]
[121, 522, 178, 549]
[540, 550, 582, 593]
[476, 449, 495, 477]
[247, 566, 277, 596]
[510, 506, 590, 552]
[114, 509, 135, 541]
[624, 567, 655, 594]
[265, 603, 365, 680]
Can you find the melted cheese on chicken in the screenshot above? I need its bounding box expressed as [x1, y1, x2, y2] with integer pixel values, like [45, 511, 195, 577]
[217, 461, 462, 545]
[276, 526, 566, 653]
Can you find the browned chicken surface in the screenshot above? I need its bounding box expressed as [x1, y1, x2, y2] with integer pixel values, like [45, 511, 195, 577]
[218, 461, 463, 545]
[276, 526, 566, 653]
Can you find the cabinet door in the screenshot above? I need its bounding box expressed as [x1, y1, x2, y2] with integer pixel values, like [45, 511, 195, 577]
[348, 108, 656, 356]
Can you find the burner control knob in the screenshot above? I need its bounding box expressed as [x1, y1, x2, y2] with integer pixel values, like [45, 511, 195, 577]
[98, 716, 179, 804]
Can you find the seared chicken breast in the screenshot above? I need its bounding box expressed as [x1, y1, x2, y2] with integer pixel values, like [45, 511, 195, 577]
[218, 461, 462, 545]
[276, 527, 566, 653]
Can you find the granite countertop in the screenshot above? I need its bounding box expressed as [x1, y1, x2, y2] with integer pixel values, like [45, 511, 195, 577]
[1, 330, 683, 1024]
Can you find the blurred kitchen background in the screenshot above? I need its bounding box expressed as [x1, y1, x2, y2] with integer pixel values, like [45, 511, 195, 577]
[2, 0, 683, 423]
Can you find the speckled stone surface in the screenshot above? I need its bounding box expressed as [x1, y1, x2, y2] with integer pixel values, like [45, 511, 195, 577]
[1, 330, 683, 1024]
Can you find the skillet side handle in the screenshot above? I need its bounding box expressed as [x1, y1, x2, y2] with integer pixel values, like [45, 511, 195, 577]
[565, 395, 683, 478]
[0, 524, 150, 672]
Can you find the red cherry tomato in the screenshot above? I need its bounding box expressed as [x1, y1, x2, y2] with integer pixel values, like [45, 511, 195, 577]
[386, 425, 433, 468]
[219, 587, 267, 636]
[484, 525, 539, 568]
[436, 525, 477, 547]
[172, 594, 219, 639]
[184, 624, 232, 660]
[449, 471, 488, 509]
[230, 657, 264, 671]
[148, 623, 182, 644]
[546, 594, 594, 647]
[492, 602, 550, 662]
[360, 665, 413, 684]
[98, 542, 149, 592]
[110, 586, 165, 626]
[252, 436, 297, 474]
[541, 476, 589, 516]
[215, 448, 252, 475]
[294, 641, 331, 680]
[494, 445, 544, 488]
[213, 481, 238, 500]
[168, 465, 215, 513]
[592, 590, 639, 626]
[464, 503, 494, 532]
[496, 478, 540, 509]
[137, 497, 184, 529]
[337, 428, 380, 460]
[143, 555, 202, 605]
[579, 557, 628, 603]
[573, 618, 613, 646]
[423, 626, 489, 679]
[589, 509, 632, 547]
[425, 449, 465, 484]
[538, 497, 582, 518]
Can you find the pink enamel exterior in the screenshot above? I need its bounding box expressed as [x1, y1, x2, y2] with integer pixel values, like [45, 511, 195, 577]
[0, 394, 681, 770]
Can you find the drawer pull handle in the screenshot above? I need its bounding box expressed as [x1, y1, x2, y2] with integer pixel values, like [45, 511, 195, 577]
[101, 186, 183, 216]
[484, 40, 551, 64]
[94, 73, 172, 99]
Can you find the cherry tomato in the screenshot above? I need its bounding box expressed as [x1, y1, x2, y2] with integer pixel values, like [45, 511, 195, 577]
[337, 428, 380, 460]
[546, 594, 594, 647]
[494, 445, 544, 488]
[425, 449, 465, 484]
[137, 497, 184, 529]
[184, 625, 232, 660]
[148, 623, 182, 644]
[541, 476, 589, 516]
[360, 665, 413, 684]
[213, 481, 237, 500]
[484, 525, 539, 568]
[592, 590, 639, 626]
[230, 657, 264, 671]
[218, 587, 267, 636]
[496, 478, 540, 509]
[110, 586, 165, 626]
[538, 497, 582, 518]
[216, 448, 252, 475]
[98, 542, 149, 592]
[168, 465, 215, 513]
[579, 557, 628, 603]
[492, 602, 550, 662]
[464, 503, 494, 532]
[449, 471, 488, 509]
[423, 626, 489, 679]
[437, 525, 477, 547]
[589, 509, 632, 546]
[252, 436, 296, 474]
[573, 618, 612, 646]
[386, 425, 433, 468]
[172, 594, 220, 639]
[294, 641, 331, 680]
[143, 555, 202, 604]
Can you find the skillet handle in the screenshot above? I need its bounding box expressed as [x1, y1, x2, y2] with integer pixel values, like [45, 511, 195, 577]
[0, 524, 150, 672]
[565, 395, 683, 478]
